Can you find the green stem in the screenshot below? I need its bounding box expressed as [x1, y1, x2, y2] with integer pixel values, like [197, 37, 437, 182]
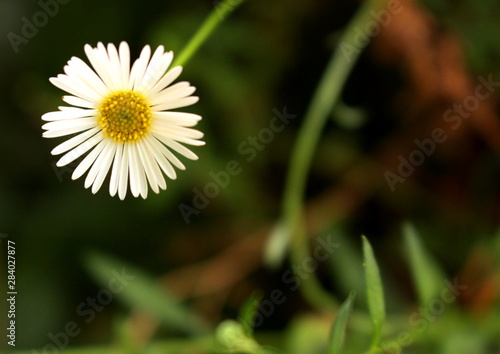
[173, 0, 245, 67]
[275, 0, 390, 263]
[290, 220, 338, 311]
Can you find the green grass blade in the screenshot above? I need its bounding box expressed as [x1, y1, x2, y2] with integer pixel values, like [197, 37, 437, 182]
[328, 291, 356, 354]
[327, 230, 366, 307]
[362, 236, 385, 349]
[403, 222, 445, 307]
[238, 291, 263, 336]
[83, 250, 208, 335]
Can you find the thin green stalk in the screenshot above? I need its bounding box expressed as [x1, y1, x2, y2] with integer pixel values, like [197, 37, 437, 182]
[290, 220, 337, 311]
[362, 236, 386, 351]
[173, 0, 245, 67]
[273, 0, 390, 264]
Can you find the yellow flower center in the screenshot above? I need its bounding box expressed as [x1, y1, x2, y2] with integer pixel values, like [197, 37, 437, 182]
[97, 91, 152, 143]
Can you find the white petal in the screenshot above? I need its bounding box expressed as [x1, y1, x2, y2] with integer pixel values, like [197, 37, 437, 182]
[72, 138, 108, 180]
[59, 106, 89, 111]
[139, 49, 174, 93]
[42, 108, 95, 122]
[146, 140, 168, 190]
[84, 43, 114, 90]
[136, 142, 160, 194]
[85, 139, 112, 189]
[56, 132, 103, 167]
[151, 96, 199, 111]
[151, 127, 205, 146]
[137, 45, 166, 92]
[150, 82, 195, 106]
[43, 120, 97, 138]
[143, 136, 177, 180]
[50, 76, 101, 103]
[64, 57, 109, 97]
[152, 111, 201, 127]
[127, 143, 139, 197]
[136, 150, 148, 199]
[119, 42, 130, 89]
[142, 51, 173, 92]
[51, 127, 100, 155]
[129, 45, 151, 91]
[118, 144, 130, 200]
[154, 135, 198, 160]
[148, 135, 185, 172]
[158, 133, 205, 147]
[96, 42, 121, 90]
[106, 43, 123, 90]
[151, 123, 204, 140]
[42, 117, 96, 132]
[147, 66, 183, 96]
[128, 143, 147, 198]
[142, 141, 167, 190]
[89, 141, 117, 194]
[109, 143, 123, 197]
[62, 95, 95, 109]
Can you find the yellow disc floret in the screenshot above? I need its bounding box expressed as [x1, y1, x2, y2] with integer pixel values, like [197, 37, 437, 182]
[97, 90, 152, 143]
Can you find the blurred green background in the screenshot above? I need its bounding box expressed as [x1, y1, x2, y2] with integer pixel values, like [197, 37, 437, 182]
[1, 0, 500, 352]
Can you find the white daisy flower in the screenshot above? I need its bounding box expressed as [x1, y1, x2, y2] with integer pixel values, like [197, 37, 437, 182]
[42, 42, 204, 200]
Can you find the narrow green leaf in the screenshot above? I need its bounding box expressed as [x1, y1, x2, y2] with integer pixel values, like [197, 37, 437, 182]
[362, 236, 385, 348]
[328, 291, 356, 354]
[403, 222, 445, 307]
[83, 250, 208, 335]
[238, 291, 263, 336]
[327, 229, 366, 306]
